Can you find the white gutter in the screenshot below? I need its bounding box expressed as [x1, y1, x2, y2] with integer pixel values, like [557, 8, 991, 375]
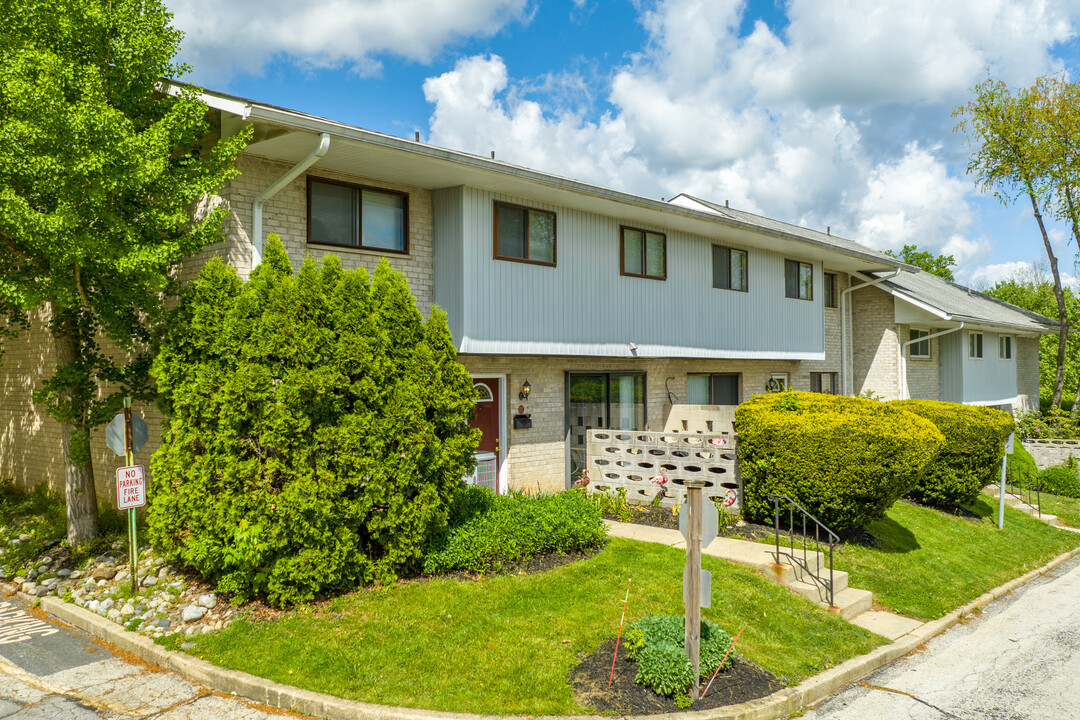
[898, 323, 964, 400]
[251, 132, 330, 268]
[840, 270, 902, 396]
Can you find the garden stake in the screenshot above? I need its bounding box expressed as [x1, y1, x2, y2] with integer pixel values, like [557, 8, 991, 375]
[607, 577, 632, 689]
[700, 624, 746, 699]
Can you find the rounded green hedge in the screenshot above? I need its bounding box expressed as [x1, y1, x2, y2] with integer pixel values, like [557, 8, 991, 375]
[1039, 465, 1080, 498]
[735, 392, 945, 534]
[1008, 444, 1039, 485]
[889, 400, 1015, 508]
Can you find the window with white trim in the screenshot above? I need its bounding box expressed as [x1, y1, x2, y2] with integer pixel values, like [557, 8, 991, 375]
[909, 328, 931, 359]
[969, 332, 983, 359]
[474, 383, 494, 402]
[810, 372, 839, 394]
[999, 335, 1012, 359]
[767, 373, 789, 392]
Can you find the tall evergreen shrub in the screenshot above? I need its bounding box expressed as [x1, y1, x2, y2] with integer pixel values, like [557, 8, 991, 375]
[149, 237, 479, 605]
[890, 400, 1014, 507]
[735, 392, 945, 533]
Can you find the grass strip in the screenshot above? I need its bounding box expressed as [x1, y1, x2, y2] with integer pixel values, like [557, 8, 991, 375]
[833, 495, 1080, 621]
[1036, 492, 1080, 529]
[186, 537, 882, 715]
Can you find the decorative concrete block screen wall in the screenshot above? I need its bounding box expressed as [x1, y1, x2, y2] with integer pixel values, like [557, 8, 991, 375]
[1023, 439, 1080, 470]
[663, 404, 735, 434]
[585, 429, 739, 507]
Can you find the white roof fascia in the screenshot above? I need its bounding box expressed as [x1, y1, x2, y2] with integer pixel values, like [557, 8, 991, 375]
[877, 285, 952, 320]
[180, 83, 910, 271]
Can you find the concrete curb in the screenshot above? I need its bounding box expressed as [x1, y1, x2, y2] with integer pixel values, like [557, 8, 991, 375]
[36, 542, 1080, 720]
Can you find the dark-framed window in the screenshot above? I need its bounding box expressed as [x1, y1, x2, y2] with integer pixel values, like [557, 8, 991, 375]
[785, 259, 813, 300]
[999, 335, 1012, 359]
[307, 177, 408, 253]
[565, 371, 647, 487]
[494, 201, 556, 266]
[909, 328, 931, 359]
[712, 245, 748, 291]
[810, 372, 838, 394]
[823, 273, 837, 308]
[620, 226, 666, 280]
[969, 332, 984, 359]
[687, 373, 741, 405]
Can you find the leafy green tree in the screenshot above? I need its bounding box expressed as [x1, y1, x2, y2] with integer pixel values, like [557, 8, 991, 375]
[883, 245, 957, 281]
[0, 0, 248, 544]
[986, 266, 1080, 409]
[149, 237, 480, 606]
[955, 77, 1071, 408]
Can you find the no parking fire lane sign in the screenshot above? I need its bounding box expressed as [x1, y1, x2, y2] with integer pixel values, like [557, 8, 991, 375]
[116, 465, 146, 510]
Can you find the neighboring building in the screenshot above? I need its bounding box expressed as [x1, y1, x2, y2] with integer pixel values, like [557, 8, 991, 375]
[0, 87, 1057, 501]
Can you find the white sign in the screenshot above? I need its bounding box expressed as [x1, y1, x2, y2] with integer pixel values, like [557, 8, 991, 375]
[116, 466, 146, 510]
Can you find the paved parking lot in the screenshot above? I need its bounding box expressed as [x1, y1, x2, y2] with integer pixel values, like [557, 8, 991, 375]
[0, 597, 302, 719]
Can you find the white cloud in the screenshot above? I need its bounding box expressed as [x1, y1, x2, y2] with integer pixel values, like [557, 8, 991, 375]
[963, 260, 1080, 290]
[169, 0, 530, 80]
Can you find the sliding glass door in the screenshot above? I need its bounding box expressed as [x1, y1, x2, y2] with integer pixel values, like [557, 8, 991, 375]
[565, 372, 646, 486]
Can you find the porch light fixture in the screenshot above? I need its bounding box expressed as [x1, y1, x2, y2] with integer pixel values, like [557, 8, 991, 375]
[519, 379, 531, 401]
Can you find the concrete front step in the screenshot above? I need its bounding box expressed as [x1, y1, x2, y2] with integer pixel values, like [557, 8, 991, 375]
[785, 580, 873, 620]
[982, 488, 1061, 528]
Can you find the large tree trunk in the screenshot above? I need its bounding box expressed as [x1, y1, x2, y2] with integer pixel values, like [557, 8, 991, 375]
[54, 319, 99, 546]
[1029, 189, 1069, 409]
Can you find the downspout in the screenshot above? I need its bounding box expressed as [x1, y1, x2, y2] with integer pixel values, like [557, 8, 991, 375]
[898, 323, 964, 400]
[840, 269, 902, 396]
[252, 132, 331, 268]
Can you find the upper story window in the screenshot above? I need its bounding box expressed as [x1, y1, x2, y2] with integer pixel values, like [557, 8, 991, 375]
[494, 201, 556, 266]
[823, 273, 837, 308]
[969, 332, 984, 359]
[712, 245, 748, 291]
[999, 335, 1013, 359]
[909, 328, 931, 359]
[308, 178, 408, 253]
[621, 226, 667, 280]
[785, 260, 813, 300]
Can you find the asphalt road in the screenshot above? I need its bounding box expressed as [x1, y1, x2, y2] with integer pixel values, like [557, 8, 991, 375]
[0, 595, 301, 719]
[805, 553, 1080, 720]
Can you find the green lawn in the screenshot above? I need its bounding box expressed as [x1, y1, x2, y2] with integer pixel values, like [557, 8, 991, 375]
[1037, 492, 1080, 529]
[833, 495, 1080, 621]
[186, 537, 883, 715]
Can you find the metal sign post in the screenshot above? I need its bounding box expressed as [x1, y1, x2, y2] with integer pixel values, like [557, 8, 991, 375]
[682, 480, 707, 700]
[106, 398, 150, 593]
[124, 398, 137, 593]
[998, 432, 1015, 530]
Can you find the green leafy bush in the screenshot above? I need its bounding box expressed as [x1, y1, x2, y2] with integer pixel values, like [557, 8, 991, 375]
[625, 615, 734, 696]
[890, 400, 1014, 508]
[422, 489, 606, 574]
[149, 237, 480, 606]
[1016, 408, 1078, 440]
[736, 392, 945, 534]
[1039, 465, 1080, 498]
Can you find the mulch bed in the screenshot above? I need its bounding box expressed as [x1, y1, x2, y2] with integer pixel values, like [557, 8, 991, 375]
[570, 637, 785, 715]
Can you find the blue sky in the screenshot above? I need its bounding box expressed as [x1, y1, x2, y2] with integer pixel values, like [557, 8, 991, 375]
[168, 0, 1080, 289]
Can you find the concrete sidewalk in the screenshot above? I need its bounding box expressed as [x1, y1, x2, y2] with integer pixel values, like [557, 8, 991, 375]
[605, 520, 921, 639]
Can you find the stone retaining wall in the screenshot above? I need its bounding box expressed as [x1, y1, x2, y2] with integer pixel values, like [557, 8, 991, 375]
[1023, 439, 1080, 469]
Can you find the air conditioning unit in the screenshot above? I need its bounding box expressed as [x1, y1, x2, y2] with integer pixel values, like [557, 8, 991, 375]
[465, 451, 498, 492]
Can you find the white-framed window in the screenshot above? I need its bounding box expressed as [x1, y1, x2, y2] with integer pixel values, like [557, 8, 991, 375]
[767, 373, 789, 392]
[969, 332, 984, 359]
[810, 372, 839, 394]
[999, 335, 1013, 359]
[909, 328, 931, 359]
[474, 382, 494, 402]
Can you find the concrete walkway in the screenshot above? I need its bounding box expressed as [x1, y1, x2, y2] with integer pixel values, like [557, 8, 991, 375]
[605, 521, 922, 639]
[805, 553, 1080, 719]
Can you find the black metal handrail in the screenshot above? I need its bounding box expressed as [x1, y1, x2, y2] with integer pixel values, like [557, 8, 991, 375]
[767, 493, 839, 607]
[1005, 467, 1041, 518]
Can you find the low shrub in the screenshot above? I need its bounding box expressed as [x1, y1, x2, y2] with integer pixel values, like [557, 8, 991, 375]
[1039, 465, 1080, 498]
[735, 392, 945, 534]
[1018, 408, 1079, 440]
[625, 614, 735, 696]
[890, 400, 1014, 508]
[422, 489, 607, 574]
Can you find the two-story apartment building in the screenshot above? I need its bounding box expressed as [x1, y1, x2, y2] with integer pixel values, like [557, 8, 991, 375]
[0, 87, 1056, 501]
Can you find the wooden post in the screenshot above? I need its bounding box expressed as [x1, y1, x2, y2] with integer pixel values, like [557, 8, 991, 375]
[685, 481, 704, 700]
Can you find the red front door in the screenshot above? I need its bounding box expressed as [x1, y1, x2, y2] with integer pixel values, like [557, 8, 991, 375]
[472, 381, 501, 490]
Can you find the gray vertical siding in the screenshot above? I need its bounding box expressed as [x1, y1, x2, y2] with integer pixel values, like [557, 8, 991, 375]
[451, 187, 825, 358]
[962, 330, 1018, 403]
[939, 332, 963, 404]
[432, 187, 464, 342]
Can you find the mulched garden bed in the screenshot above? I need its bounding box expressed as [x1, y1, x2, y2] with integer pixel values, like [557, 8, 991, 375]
[570, 637, 785, 715]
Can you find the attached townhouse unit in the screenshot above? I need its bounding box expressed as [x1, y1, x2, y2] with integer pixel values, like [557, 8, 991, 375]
[0, 86, 1058, 501]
